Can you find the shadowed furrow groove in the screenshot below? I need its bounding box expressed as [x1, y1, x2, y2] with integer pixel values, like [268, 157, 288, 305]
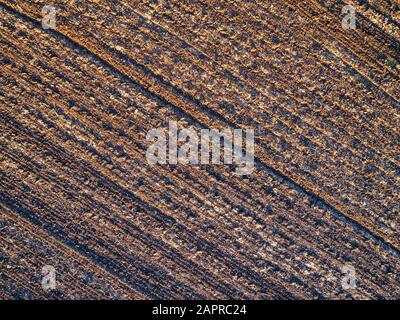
[1, 0, 399, 300]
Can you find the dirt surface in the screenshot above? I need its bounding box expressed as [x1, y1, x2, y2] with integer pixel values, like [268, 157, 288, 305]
[0, 0, 399, 299]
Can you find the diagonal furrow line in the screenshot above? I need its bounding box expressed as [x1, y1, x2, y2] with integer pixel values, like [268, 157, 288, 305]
[0, 191, 158, 299]
[1, 2, 399, 260]
[282, 0, 400, 99]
